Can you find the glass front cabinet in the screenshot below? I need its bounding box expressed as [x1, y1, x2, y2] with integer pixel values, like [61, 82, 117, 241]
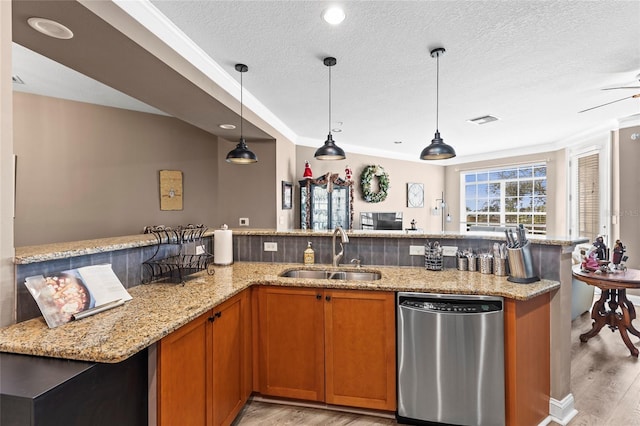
[300, 174, 353, 230]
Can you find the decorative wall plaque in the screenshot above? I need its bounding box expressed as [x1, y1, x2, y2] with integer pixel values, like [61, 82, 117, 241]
[159, 170, 183, 211]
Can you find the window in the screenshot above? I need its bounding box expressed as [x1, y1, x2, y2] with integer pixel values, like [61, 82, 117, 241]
[575, 153, 600, 242]
[462, 163, 547, 234]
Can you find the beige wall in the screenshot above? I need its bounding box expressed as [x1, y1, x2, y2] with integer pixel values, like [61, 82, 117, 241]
[216, 138, 277, 229]
[13, 93, 221, 246]
[444, 149, 567, 236]
[276, 137, 297, 230]
[296, 146, 445, 232]
[617, 125, 640, 269]
[1, 1, 15, 326]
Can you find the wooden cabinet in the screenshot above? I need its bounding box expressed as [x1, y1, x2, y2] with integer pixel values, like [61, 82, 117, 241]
[257, 286, 325, 401]
[158, 311, 210, 426]
[504, 293, 550, 426]
[157, 290, 251, 426]
[256, 286, 396, 411]
[324, 290, 396, 411]
[300, 174, 353, 230]
[211, 291, 252, 426]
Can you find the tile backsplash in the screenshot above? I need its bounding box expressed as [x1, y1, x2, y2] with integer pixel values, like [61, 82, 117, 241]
[15, 234, 561, 322]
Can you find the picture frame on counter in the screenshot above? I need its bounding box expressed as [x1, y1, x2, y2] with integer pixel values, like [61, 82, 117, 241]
[282, 181, 293, 209]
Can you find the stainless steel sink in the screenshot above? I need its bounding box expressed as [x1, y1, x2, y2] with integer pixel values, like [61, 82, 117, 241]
[279, 269, 381, 281]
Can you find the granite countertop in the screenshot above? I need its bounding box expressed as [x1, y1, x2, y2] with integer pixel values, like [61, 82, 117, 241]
[14, 229, 585, 264]
[0, 262, 559, 363]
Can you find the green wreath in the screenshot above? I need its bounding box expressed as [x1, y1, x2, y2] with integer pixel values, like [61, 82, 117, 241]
[360, 165, 390, 203]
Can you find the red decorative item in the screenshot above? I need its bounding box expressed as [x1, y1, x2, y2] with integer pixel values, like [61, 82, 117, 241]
[303, 161, 313, 178]
[345, 165, 352, 181]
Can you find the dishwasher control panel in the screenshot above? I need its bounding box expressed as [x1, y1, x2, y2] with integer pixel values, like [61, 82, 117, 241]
[400, 298, 502, 313]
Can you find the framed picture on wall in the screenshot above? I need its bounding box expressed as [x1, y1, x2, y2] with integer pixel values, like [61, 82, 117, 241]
[282, 181, 293, 210]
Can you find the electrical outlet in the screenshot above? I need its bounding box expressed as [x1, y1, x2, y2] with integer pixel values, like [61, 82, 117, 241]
[195, 245, 205, 255]
[410, 245, 425, 256]
[264, 242, 278, 252]
[239, 217, 249, 227]
[441, 246, 458, 256]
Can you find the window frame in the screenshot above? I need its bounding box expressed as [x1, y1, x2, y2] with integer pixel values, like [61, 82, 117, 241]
[459, 162, 548, 234]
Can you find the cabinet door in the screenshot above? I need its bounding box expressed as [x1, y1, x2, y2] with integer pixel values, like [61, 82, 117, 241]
[311, 184, 329, 230]
[257, 286, 325, 401]
[330, 186, 350, 229]
[211, 291, 251, 426]
[324, 290, 396, 411]
[157, 311, 212, 426]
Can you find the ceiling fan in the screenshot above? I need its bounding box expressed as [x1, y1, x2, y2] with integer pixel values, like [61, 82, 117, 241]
[579, 73, 640, 113]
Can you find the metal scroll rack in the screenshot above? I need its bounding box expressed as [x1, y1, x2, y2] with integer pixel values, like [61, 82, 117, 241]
[142, 224, 215, 284]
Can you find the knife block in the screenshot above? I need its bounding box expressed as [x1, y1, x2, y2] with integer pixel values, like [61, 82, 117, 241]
[507, 241, 540, 283]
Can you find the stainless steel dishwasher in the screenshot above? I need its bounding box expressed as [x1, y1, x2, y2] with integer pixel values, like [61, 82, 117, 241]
[397, 292, 505, 426]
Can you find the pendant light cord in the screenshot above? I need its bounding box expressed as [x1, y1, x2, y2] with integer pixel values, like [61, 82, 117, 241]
[328, 64, 332, 135]
[436, 53, 439, 132]
[240, 70, 244, 139]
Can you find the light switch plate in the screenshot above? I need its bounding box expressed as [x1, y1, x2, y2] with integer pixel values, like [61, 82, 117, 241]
[264, 242, 278, 252]
[441, 246, 458, 256]
[239, 217, 249, 227]
[410, 245, 425, 256]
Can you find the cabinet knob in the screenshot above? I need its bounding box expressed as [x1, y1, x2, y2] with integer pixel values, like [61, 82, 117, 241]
[325, 295, 332, 302]
[215, 311, 222, 318]
[208, 316, 215, 323]
[316, 294, 322, 300]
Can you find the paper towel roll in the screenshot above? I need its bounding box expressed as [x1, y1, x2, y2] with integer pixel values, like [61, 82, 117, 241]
[214, 228, 233, 265]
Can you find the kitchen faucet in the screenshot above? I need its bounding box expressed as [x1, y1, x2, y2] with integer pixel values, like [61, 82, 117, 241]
[332, 226, 350, 267]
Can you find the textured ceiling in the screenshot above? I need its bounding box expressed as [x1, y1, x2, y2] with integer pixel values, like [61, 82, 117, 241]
[12, 0, 640, 163]
[148, 0, 640, 162]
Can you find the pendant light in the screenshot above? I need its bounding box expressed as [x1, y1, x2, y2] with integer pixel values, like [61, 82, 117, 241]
[420, 47, 456, 160]
[226, 63, 258, 164]
[314, 57, 346, 160]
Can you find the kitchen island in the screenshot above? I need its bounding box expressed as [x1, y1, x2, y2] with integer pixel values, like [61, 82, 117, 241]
[6, 229, 583, 425]
[1, 262, 555, 426]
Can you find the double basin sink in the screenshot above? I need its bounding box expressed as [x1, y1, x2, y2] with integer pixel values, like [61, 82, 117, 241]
[279, 269, 381, 281]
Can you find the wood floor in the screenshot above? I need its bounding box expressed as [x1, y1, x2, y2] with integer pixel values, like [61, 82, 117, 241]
[234, 311, 640, 426]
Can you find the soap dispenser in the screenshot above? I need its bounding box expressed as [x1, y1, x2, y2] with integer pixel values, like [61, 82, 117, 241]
[304, 242, 315, 265]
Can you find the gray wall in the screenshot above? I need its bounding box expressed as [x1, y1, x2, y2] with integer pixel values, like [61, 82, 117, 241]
[13, 93, 222, 246]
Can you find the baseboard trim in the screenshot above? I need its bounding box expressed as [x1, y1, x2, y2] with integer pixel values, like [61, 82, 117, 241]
[547, 394, 578, 425]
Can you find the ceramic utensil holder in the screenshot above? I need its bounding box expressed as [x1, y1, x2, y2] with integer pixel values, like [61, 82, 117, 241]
[507, 241, 539, 283]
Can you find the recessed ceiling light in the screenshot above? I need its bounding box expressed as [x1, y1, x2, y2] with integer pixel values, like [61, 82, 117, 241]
[219, 124, 236, 130]
[323, 6, 346, 25]
[27, 17, 74, 40]
[12, 75, 25, 85]
[467, 115, 499, 125]
[394, 141, 403, 144]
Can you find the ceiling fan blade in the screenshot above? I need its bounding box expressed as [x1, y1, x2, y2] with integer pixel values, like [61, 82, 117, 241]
[602, 86, 640, 90]
[578, 93, 640, 113]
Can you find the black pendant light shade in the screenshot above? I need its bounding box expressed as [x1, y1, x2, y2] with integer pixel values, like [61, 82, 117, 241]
[315, 57, 346, 160]
[226, 138, 258, 163]
[420, 131, 456, 160]
[315, 134, 346, 160]
[226, 63, 258, 164]
[420, 47, 456, 160]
